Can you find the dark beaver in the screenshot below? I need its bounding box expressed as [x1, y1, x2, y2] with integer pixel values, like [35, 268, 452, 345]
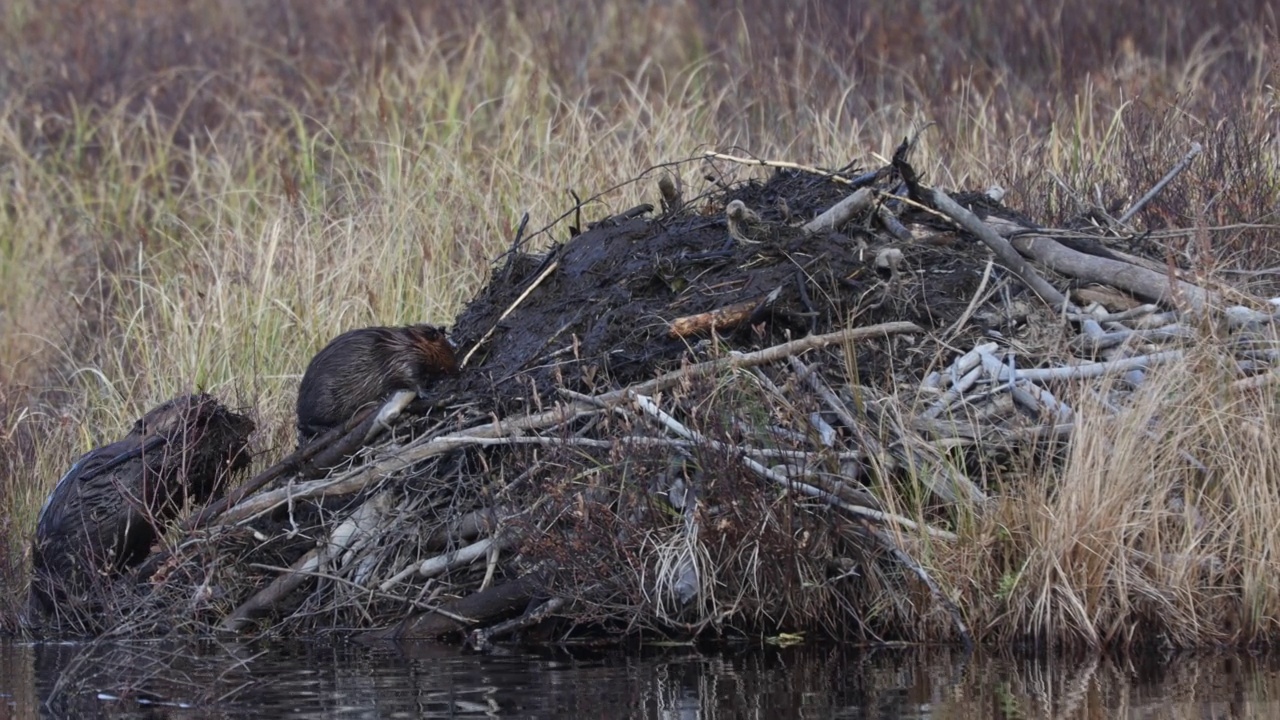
[29, 393, 254, 627]
[295, 324, 458, 445]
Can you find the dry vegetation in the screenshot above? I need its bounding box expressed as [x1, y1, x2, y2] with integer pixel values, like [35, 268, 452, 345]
[2, 0, 1279, 650]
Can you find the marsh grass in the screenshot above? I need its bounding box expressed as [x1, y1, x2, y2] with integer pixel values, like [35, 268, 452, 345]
[1, 0, 1278, 645]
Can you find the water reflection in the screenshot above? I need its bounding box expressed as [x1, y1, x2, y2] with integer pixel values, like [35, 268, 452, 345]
[2, 637, 1279, 719]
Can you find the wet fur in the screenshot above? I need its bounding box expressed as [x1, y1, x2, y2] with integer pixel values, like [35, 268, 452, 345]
[30, 394, 254, 624]
[295, 325, 458, 444]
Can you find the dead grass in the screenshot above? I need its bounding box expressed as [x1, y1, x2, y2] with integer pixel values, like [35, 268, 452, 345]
[938, 342, 1280, 649]
[1, 0, 1279, 645]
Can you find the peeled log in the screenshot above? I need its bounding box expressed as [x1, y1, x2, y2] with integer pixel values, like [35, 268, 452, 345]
[981, 215, 1217, 312]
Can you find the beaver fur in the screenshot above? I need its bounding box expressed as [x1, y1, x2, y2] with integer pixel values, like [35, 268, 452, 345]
[29, 393, 254, 625]
[295, 324, 458, 445]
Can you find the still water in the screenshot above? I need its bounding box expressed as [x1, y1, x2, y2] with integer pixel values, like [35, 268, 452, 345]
[1, 638, 1277, 719]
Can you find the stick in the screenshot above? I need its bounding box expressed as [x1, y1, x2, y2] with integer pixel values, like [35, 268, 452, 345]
[981, 214, 1217, 312]
[926, 187, 1071, 310]
[876, 204, 914, 242]
[461, 259, 560, 368]
[1117, 143, 1203, 224]
[803, 188, 874, 234]
[942, 259, 997, 342]
[667, 287, 782, 338]
[789, 358, 987, 506]
[221, 491, 392, 632]
[381, 537, 505, 592]
[467, 597, 567, 651]
[1067, 303, 1161, 324]
[703, 151, 862, 185]
[921, 365, 984, 420]
[182, 401, 385, 532]
[630, 393, 957, 541]
[864, 523, 972, 648]
[1070, 324, 1195, 353]
[977, 350, 1074, 424]
[1011, 350, 1183, 382]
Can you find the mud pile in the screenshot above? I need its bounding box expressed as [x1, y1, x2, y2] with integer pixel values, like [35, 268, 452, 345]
[437, 168, 1019, 419]
[33, 148, 1278, 650]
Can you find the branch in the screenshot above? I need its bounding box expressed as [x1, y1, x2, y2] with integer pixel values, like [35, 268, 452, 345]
[1117, 142, 1203, 224]
[803, 188, 875, 234]
[221, 491, 393, 632]
[925, 187, 1071, 310]
[981, 214, 1217, 312]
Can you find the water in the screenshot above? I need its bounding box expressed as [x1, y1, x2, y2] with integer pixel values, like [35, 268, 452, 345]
[2, 638, 1278, 718]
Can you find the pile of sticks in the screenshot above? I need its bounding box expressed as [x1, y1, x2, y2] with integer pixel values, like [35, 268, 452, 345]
[142, 142, 1280, 646]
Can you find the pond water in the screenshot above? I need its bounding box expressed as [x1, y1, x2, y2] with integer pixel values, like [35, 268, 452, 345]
[1, 637, 1278, 719]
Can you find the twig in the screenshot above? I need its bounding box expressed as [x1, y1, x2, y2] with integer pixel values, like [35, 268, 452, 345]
[864, 524, 972, 648]
[704, 151, 862, 185]
[1117, 142, 1203, 224]
[381, 536, 507, 592]
[416, 432, 863, 464]
[941, 259, 997, 342]
[461, 259, 560, 368]
[630, 393, 957, 541]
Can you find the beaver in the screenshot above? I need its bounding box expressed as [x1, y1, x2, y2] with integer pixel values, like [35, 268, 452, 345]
[295, 324, 458, 445]
[29, 393, 254, 625]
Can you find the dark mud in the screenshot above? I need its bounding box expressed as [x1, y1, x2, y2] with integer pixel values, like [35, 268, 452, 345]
[434, 170, 1027, 419]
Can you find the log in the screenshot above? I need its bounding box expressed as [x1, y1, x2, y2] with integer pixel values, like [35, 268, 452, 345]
[980, 215, 1218, 312]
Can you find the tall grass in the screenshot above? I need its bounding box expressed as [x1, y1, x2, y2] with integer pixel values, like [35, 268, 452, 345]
[0, 0, 1277, 642]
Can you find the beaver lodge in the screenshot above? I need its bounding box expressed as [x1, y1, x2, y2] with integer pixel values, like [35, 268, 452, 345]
[28, 141, 1280, 651]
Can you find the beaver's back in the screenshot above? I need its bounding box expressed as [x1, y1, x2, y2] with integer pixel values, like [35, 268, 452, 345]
[295, 325, 457, 444]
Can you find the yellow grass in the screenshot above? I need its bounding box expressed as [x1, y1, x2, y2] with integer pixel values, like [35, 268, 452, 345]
[1, 0, 1278, 644]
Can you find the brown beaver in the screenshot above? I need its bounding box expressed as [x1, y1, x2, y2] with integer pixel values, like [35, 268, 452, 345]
[29, 393, 254, 626]
[295, 324, 458, 445]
